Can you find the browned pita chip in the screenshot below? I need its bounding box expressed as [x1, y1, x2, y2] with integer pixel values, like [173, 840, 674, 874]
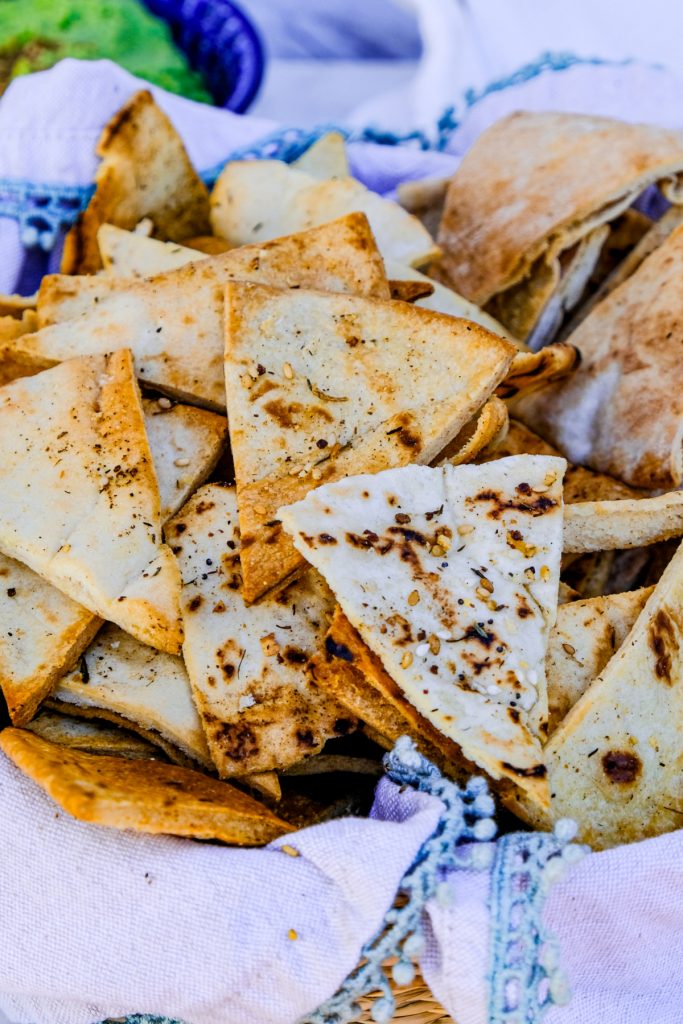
[26, 709, 165, 761]
[397, 175, 450, 239]
[438, 112, 683, 342]
[0, 728, 292, 844]
[435, 396, 509, 467]
[0, 293, 37, 319]
[389, 279, 435, 303]
[516, 221, 683, 489]
[62, 90, 210, 274]
[496, 343, 580, 401]
[182, 235, 232, 255]
[564, 492, 683, 553]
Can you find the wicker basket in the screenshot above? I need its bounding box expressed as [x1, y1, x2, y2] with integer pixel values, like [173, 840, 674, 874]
[353, 967, 454, 1023]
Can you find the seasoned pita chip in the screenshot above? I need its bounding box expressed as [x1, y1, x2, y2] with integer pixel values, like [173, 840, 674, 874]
[438, 112, 683, 342]
[18, 215, 390, 409]
[496, 343, 580, 401]
[0, 728, 291, 844]
[0, 350, 182, 652]
[211, 160, 439, 268]
[435, 396, 509, 468]
[142, 398, 227, 521]
[516, 222, 683, 489]
[0, 310, 41, 386]
[563, 492, 683, 553]
[383, 259, 519, 344]
[225, 284, 515, 601]
[547, 587, 653, 732]
[542, 539, 683, 849]
[397, 175, 450, 239]
[182, 236, 232, 255]
[168, 484, 352, 776]
[27, 709, 164, 761]
[389, 279, 435, 303]
[0, 293, 37, 318]
[98, 225, 204, 278]
[292, 132, 349, 179]
[51, 623, 211, 769]
[280, 457, 566, 807]
[62, 90, 210, 274]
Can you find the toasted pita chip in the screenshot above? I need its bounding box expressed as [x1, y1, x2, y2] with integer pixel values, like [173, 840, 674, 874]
[280, 457, 567, 807]
[98, 225, 204, 278]
[496, 343, 580, 401]
[142, 398, 227, 520]
[19, 215, 390, 410]
[389, 279, 435, 303]
[51, 623, 211, 769]
[564, 492, 683, 553]
[383, 259, 519, 345]
[168, 484, 352, 776]
[26, 709, 165, 760]
[211, 160, 439, 268]
[547, 587, 653, 733]
[225, 284, 515, 601]
[558, 582, 580, 604]
[0, 293, 37, 318]
[244, 771, 281, 801]
[182, 235, 231, 255]
[435, 396, 509, 467]
[292, 132, 349, 179]
[516, 220, 683, 489]
[397, 175, 450, 239]
[0, 728, 291, 844]
[542, 539, 683, 848]
[438, 112, 683, 342]
[62, 91, 210, 274]
[0, 310, 42, 385]
[0, 350, 181, 652]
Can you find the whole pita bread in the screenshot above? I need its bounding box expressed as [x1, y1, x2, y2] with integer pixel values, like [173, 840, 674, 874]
[0, 728, 291, 845]
[168, 484, 352, 776]
[280, 456, 566, 806]
[18, 214, 390, 410]
[0, 350, 182, 653]
[515, 222, 683, 489]
[61, 90, 210, 274]
[224, 282, 515, 601]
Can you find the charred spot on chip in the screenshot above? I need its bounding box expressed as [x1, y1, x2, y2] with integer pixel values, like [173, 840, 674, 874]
[296, 729, 316, 748]
[283, 646, 308, 665]
[516, 482, 532, 495]
[601, 750, 642, 784]
[648, 609, 679, 684]
[508, 708, 521, 724]
[187, 595, 203, 612]
[318, 533, 337, 545]
[501, 761, 547, 779]
[212, 721, 259, 761]
[334, 717, 354, 735]
[325, 636, 355, 662]
[194, 500, 216, 515]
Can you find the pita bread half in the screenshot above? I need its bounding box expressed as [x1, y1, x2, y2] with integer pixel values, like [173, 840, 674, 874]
[26, 709, 165, 761]
[61, 90, 210, 274]
[438, 111, 683, 309]
[547, 587, 653, 733]
[280, 456, 567, 806]
[52, 623, 211, 769]
[224, 283, 516, 601]
[0, 728, 292, 845]
[211, 159, 439, 268]
[17, 214, 390, 410]
[0, 350, 182, 653]
[515, 221, 683, 490]
[543, 538, 683, 849]
[168, 484, 352, 777]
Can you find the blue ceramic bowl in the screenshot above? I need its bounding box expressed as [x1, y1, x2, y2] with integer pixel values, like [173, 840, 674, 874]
[142, 0, 265, 113]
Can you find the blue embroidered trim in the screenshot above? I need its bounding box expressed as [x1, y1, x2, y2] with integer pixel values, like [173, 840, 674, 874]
[487, 822, 588, 1023]
[0, 178, 95, 250]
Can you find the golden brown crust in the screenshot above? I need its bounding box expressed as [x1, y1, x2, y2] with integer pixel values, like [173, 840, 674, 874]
[388, 279, 435, 303]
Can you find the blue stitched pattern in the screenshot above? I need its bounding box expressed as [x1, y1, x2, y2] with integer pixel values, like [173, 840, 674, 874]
[0, 178, 94, 250]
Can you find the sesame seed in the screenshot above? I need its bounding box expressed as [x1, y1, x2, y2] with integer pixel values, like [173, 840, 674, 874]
[401, 651, 413, 669]
[540, 565, 551, 581]
[254, 504, 267, 515]
[174, 457, 190, 468]
[157, 397, 172, 409]
[281, 844, 300, 857]
[457, 524, 474, 536]
[437, 630, 451, 640]
[415, 643, 429, 657]
[562, 643, 576, 656]
[311, 467, 323, 481]
[283, 362, 294, 379]
[531, 483, 549, 493]
[430, 544, 444, 557]
[407, 589, 420, 606]
[241, 374, 253, 389]
[479, 577, 494, 593]
[544, 471, 557, 485]
[428, 634, 441, 655]
[288, 929, 298, 940]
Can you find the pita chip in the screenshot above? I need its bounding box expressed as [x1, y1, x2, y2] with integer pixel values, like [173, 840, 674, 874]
[0, 350, 182, 653]
[51, 623, 211, 769]
[224, 283, 516, 601]
[438, 112, 683, 343]
[435, 396, 509, 468]
[62, 90, 210, 274]
[27, 709, 165, 761]
[0, 728, 291, 845]
[98, 225, 204, 278]
[292, 132, 349, 179]
[563, 492, 683, 554]
[516, 222, 683, 489]
[496, 343, 580, 402]
[546, 587, 653, 733]
[542, 539, 683, 849]
[280, 456, 567, 806]
[168, 484, 353, 777]
[17, 214, 390, 409]
[397, 175, 450, 240]
[210, 159, 439, 267]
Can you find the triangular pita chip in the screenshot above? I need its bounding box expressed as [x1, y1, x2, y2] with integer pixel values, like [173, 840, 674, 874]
[16, 214, 390, 409]
[51, 623, 211, 769]
[0, 728, 291, 845]
[98, 224, 204, 278]
[280, 456, 567, 806]
[563, 492, 683, 554]
[496, 343, 580, 402]
[0, 350, 182, 652]
[168, 484, 353, 776]
[438, 112, 683, 341]
[397, 175, 450, 240]
[27, 709, 165, 761]
[0, 292, 37, 318]
[62, 90, 210, 274]
[389, 279, 435, 303]
[435, 396, 509, 468]
[292, 132, 349, 179]
[543, 539, 683, 849]
[515, 221, 683, 489]
[0, 311, 41, 386]
[547, 587, 653, 733]
[224, 283, 515, 601]
[211, 159, 439, 267]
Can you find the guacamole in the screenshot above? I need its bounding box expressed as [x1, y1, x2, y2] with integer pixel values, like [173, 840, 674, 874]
[0, 0, 213, 102]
